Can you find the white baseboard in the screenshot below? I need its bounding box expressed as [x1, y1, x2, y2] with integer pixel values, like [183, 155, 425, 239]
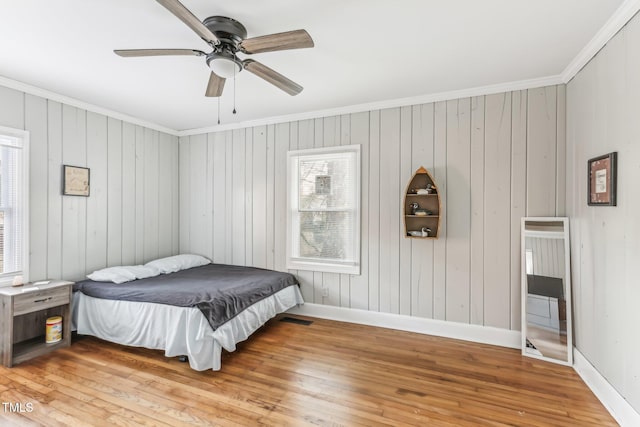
[573, 349, 640, 427]
[287, 303, 521, 349]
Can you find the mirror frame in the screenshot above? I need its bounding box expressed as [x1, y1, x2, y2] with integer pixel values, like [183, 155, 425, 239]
[521, 217, 573, 366]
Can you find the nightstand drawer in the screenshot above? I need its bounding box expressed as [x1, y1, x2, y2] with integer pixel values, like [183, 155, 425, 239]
[13, 287, 70, 316]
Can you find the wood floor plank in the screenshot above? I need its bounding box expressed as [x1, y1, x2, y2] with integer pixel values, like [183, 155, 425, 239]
[0, 411, 40, 427]
[0, 315, 616, 426]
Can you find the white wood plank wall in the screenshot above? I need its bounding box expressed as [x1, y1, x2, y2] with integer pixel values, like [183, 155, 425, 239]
[0, 86, 180, 282]
[180, 85, 566, 330]
[567, 11, 640, 413]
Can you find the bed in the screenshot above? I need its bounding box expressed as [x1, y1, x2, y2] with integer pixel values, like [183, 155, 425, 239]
[71, 259, 304, 371]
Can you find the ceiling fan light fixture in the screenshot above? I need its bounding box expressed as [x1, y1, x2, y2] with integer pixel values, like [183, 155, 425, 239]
[116, 1, 313, 97]
[207, 52, 242, 78]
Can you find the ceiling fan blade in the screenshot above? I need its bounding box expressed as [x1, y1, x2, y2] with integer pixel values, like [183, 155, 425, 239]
[114, 49, 205, 57]
[155, 0, 218, 44]
[243, 59, 303, 96]
[205, 72, 226, 97]
[240, 29, 314, 54]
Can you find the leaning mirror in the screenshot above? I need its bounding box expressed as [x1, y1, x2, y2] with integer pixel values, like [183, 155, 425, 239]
[521, 217, 572, 366]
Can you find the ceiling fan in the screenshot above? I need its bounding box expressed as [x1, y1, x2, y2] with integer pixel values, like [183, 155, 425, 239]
[115, 0, 314, 97]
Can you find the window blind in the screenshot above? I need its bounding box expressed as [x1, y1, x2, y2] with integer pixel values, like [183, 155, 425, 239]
[0, 133, 26, 281]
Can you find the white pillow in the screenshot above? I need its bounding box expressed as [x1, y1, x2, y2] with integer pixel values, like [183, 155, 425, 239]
[144, 254, 211, 274]
[87, 265, 160, 284]
[125, 265, 161, 280]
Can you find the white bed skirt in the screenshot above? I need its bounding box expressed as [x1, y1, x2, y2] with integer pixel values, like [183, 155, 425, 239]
[72, 285, 304, 371]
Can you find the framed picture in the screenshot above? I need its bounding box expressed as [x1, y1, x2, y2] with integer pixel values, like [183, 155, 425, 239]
[588, 152, 617, 206]
[63, 165, 90, 196]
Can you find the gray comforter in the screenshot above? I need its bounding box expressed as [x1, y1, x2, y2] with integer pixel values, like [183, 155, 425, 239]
[74, 264, 299, 331]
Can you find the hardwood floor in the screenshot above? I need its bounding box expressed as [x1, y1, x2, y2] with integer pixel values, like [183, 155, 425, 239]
[0, 315, 616, 426]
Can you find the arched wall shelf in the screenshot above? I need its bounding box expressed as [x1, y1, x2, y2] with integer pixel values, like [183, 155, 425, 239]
[403, 166, 441, 239]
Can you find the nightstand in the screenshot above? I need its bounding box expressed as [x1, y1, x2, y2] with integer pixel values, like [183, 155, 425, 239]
[0, 280, 74, 367]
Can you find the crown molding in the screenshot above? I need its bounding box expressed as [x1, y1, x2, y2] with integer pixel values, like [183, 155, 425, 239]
[0, 75, 179, 136]
[179, 74, 564, 136]
[562, 0, 640, 83]
[1, 71, 562, 139]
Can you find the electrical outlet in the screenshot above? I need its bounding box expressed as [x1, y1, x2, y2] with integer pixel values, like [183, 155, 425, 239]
[321, 287, 329, 297]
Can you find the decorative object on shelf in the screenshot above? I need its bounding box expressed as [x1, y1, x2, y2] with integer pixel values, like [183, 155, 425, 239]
[416, 184, 436, 195]
[45, 316, 63, 344]
[63, 165, 90, 196]
[408, 227, 431, 237]
[587, 152, 617, 206]
[413, 209, 432, 216]
[403, 166, 441, 239]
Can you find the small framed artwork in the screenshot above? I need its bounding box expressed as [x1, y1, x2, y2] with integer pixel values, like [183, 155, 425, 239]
[63, 165, 90, 196]
[588, 152, 617, 206]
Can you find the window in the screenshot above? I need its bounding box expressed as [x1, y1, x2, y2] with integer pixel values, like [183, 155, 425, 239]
[287, 145, 360, 275]
[0, 127, 29, 286]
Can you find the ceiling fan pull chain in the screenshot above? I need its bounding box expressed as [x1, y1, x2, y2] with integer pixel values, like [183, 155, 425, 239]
[233, 53, 237, 114]
[217, 97, 221, 125]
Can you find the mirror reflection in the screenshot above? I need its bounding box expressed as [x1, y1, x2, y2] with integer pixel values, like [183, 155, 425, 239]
[521, 218, 572, 365]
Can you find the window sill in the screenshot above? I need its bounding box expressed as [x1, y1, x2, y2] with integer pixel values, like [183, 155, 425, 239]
[287, 260, 360, 275]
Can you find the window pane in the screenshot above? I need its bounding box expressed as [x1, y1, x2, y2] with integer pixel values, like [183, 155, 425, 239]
[299, 155, 354, 210]
[299, 211, 353, 261]
[0, 143, 22, 276]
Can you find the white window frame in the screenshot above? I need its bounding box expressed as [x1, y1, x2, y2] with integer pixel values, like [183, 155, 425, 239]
[0, 126, 29, 287]
[286, 144, 361, 275]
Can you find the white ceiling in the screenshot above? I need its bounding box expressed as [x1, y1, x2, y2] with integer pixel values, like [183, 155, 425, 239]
[0, 0, 625, 132]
